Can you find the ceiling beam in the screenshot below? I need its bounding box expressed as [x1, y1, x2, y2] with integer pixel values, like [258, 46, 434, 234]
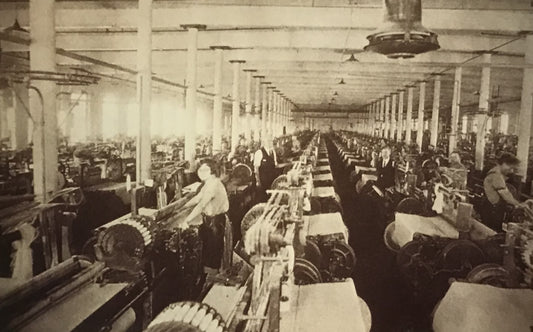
[1, 3, 532, 32]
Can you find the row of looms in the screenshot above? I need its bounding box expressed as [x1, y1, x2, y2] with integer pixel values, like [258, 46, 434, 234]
[1, 0, 533, 331]
[331, 130, 532, 331]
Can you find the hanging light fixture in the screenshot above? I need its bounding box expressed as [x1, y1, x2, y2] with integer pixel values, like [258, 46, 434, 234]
[333, 91, 339, 96]
[345, 54, 359, 62]
[364, 0, 440, 59]
[338, 78, 346, 85]
[4, 19, 28, 34]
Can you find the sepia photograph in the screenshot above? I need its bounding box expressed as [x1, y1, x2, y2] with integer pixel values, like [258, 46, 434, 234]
[0, 0, 532, 331]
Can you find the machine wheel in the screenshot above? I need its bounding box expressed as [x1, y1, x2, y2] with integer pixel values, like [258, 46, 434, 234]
[328, 241, 356, 278]
[294, 258, 322, 285]
[396, 240, 423, 275]
[396, 197, 424, 215]
[231, 163, 253, 185]
[440, 240, 485, 271]
[383, 222, 401, 253]
[80, 236, 98, 261]
[241, 203, 266, 237]
[466, 263, 509, 287]
[146, 301, 226, 332]
[271, 175, 289, 189]
[304, 238, 323, 269]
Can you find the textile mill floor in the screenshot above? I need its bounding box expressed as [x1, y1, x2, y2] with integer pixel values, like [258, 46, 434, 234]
[324, 138, 432, 332]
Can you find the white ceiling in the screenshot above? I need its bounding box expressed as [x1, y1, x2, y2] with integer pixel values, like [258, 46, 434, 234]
[0, 0, 532, 114]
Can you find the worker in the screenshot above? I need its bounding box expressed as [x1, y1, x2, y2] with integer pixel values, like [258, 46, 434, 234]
[182, 158, 231, 277]
[442, 151, 467, 189]
[376, 146, 395, 190]
[254, 137, 278, 202]
[291, 135, 301, 154]
[448, 151, 466, 170]
[480, 153, 526, 231]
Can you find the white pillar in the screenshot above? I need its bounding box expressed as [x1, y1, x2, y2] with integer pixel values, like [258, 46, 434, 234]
[449, 67, 463, 154]
[517, 34, 533, 183]
[417, 81, 426, 152]
[385, 95, 391, 139]
[390, 93, 397, 140]
[397, 90, 404, 142]
[10, 86, 30, 149]
[430, 75, 441, 148]
[243, 69, 256, 142]
[268, 88, 275, 136]
[30, 0, 58, 201]
[260, 81, 270, 143]
[272, 90, 279, 138]
[230, 60, 245, 154]
[475, 53, 492, 171]
[182, 24, 204, 168]
[253, 75, 263, 142]
[211, 46, 228, 152]
[405, 86, 414, 144]
[379, 97, 385, 138]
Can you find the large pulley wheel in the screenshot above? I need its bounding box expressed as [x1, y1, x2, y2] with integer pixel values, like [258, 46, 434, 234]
[241, 203, 266, 238]
[466, 263, 509, 287]
[146, 301, 226, 332]
[328, 241, 356, 278]
[294, 258, 322, 285]
[231, 163, 253, 185]
[396, 240, 424, 276]
[383, 222, 401, 253]
[304, 238, 323, 269]
[271, 174, 289, 190]
[396, 197, 424, 215]
[440, 240, 485, 271]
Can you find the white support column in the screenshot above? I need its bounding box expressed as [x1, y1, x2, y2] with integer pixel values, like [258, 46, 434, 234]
[243, 69, 256, 142]
[253, 75, 264, 142]
[230, 60, 245, 154]
[379, 97, 385, 138]
[272, 90, 279, 137]
[417, 81, 426, 152]
[430, 75, 441, 148]
[385, 95, 391, 139]
[88, 87, 103, 141]
[397, 90, 404, 142]
[273, 92, 279, 137]
[260, 81, 270, 143]
[475, 53, 492, 171]
[372, 102, 377, 136]
[370, 102, 375, 136]
[405, 86, 414, 144]
[30, 0, 58, 201]
[10, 86, 30, 149]
[267, 86, 275, 137]
[517, 34, 533, 183]
[449, 67, 463, 154]
[280, 96, 287, 135]
[210, 46, 228, 153]
[182, 24, 205, 169]
[391, 93, 397, 140]
[117, 89, 129, 137]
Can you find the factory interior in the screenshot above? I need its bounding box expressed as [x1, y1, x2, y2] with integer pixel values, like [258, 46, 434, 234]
[1, 0, 533, 331]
